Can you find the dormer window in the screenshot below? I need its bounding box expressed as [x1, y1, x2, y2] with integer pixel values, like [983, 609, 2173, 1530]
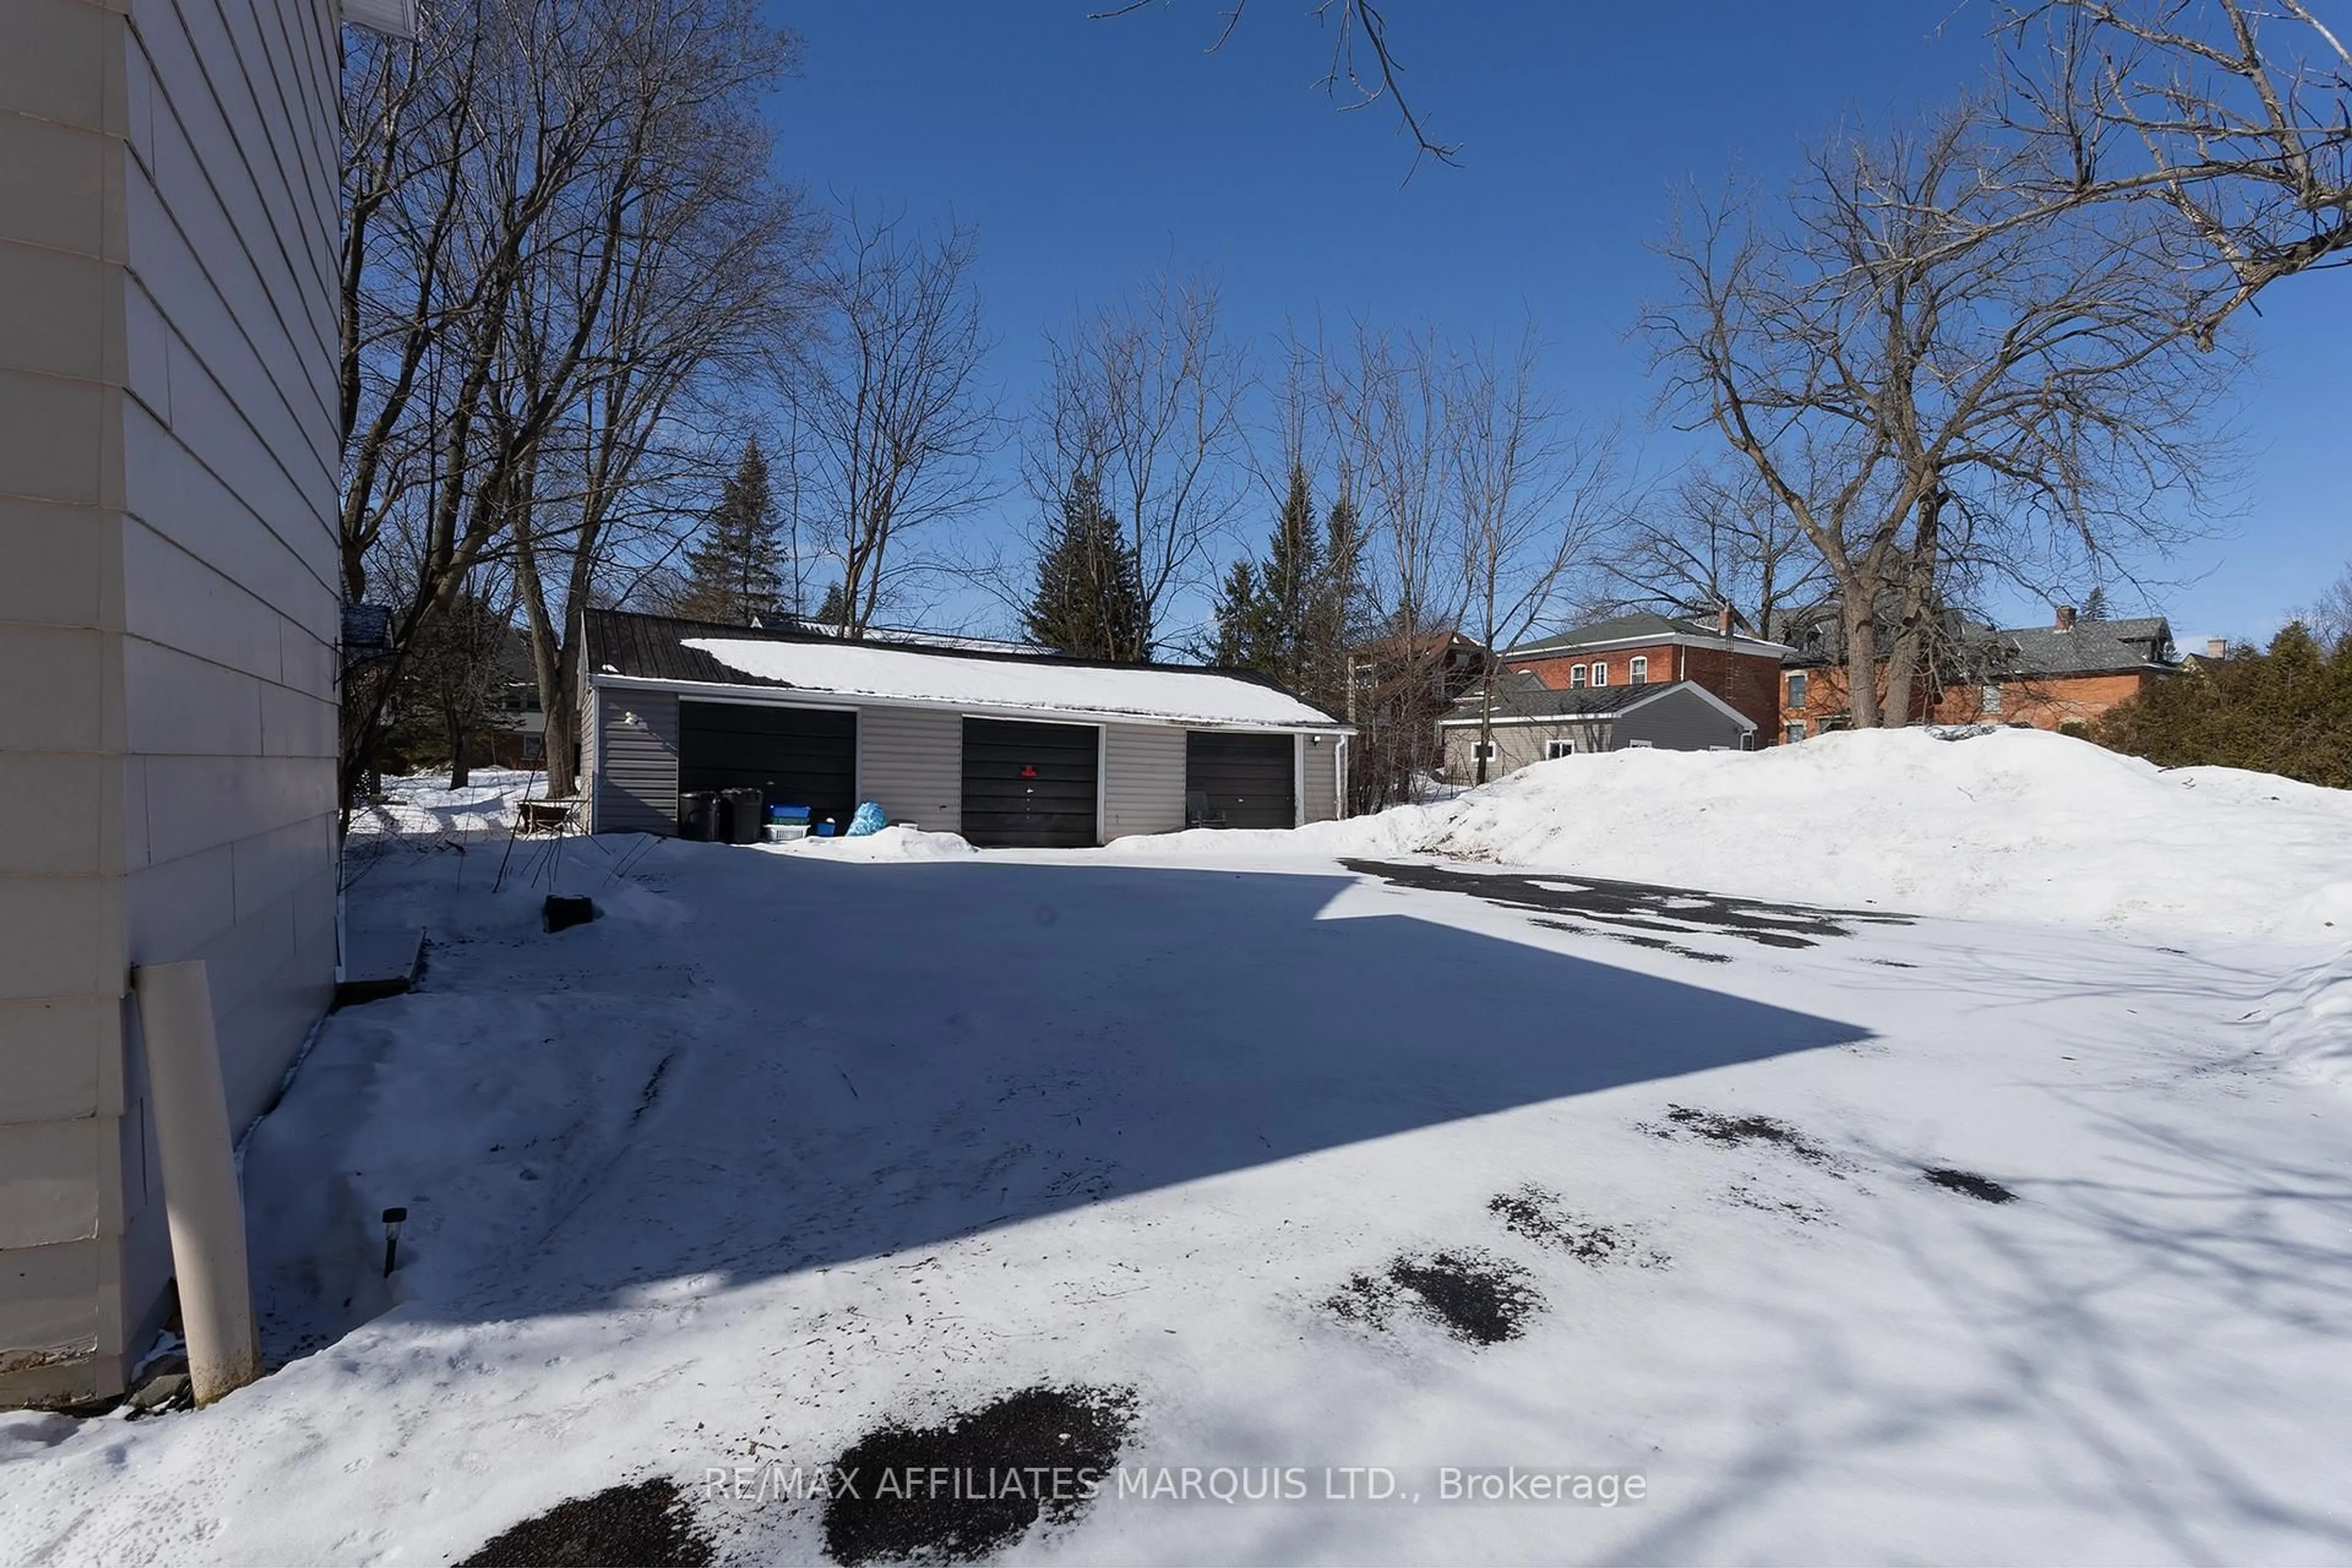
[1569, 665, 1587, 688]
[1589, 663, 1609, 688]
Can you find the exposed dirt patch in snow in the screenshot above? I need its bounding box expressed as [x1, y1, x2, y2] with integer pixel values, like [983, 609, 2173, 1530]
[458, 1478, 712, 1567]
[1343, 858, 1910, 953]
[1327, 1251, 1544, 1346]
[1487, 1186, 1669, 1267]
[821, 1385, 1135, 1566]
[1726, 1185, 1834, 1224]
[1924, 1167, 2018, 1204]
[1532, 919, 1734, 964]
[1644, 1104, 1838, 1166]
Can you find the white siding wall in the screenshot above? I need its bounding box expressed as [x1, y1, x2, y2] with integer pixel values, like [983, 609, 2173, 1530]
[1102, 723, 1185, 840]
[858, 707, 960, 832]
[0, 0, 342, 1405]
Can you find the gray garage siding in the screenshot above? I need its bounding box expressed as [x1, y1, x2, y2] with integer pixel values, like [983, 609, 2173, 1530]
[859, 706, 961, 832]
[1102, 724, 1185, 840]
[594, 687, 680, 833]
[1302, 734, 1339, 823]
[1614, 687, 1751, 751]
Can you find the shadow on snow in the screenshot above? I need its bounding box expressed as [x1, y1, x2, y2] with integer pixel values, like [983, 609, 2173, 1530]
[265, 848, 1871, 1333]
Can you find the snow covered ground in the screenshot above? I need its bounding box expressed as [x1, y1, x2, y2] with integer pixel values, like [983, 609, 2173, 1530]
[6, 734, 2351, 1565]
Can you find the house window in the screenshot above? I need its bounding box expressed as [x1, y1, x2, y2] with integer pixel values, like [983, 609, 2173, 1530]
[1786, 671, 1807, 707]
[1589, 663, 1609, 688]
[1785, 722, 1806, 744]
[1471, 740, 1499, 763]
[1568, 664, 1586, 688]
[1629, 656, 1648, 684]
[1545, 739, 1576, 760]
[1981, 684, 2003, 714]
[1624, 739, 1655, 748]
[1740, 731, 1755, 751]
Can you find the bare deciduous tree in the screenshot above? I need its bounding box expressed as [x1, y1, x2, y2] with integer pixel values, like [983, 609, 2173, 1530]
[1098, 0, 1457, 172]
[1449, 329, 1625, 783]
[1319, 321, 1468, 804]
[1645, 101, 2234, 728]
[1604, 463, 1830, 644]
[1029, 269, 1252, 654]
[788, 208, 998, 637]
[1999, 0, 2352, 345]
[337, 0, 802, 803]
[2302, 559, 2352, 652]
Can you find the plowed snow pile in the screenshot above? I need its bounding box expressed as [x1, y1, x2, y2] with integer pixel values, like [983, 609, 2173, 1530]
[1172, 729, 2352, 943]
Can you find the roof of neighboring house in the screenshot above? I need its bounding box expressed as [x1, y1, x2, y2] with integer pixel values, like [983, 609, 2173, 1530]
[1439, 673, 1756, 729]
[753, 613, 1047, 655]
[581, 609, 1347, 730]
[1505, 611, 1792, 660]
[1985, 617, 2175, 678]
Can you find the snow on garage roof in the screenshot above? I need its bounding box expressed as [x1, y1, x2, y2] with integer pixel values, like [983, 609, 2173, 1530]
[671, 632, 1342, 729]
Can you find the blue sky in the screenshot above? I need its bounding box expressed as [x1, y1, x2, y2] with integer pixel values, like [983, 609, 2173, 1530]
[762, 2, 2348, 648]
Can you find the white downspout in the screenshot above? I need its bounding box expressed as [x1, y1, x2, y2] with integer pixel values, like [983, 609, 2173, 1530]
[131, 960, 261, 1406]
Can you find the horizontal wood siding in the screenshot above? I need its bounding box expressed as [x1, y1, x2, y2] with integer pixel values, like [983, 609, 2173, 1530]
[595, 686, 680, 833]
[1302, 734, 1339, 823]
[1102, 723, 1185, 840]
[1442, 720, 1607, 780]
[858, 706, 962, 832]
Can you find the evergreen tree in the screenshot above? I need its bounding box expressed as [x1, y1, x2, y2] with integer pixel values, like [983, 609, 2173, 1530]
[1026, 469, 1149, 660]
[1209, 557, 1270, 668]
[813, 580, 850, 630]
[1210, 464, 1355, 698]
[677, 440, 782, 625]
[2094, 622, 2352, 787]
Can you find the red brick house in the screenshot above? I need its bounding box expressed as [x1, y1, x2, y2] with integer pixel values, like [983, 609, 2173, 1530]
[1778, 607, 2180, 740]
[1499, 611, 1792, 741]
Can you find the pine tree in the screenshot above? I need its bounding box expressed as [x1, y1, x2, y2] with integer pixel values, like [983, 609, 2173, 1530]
[814, 580, 850, 630]
[1210, 464, 1343, 689]
[1299, 490, 1367, 713]
[677, 440, 781, 625]
[1209, 557, 1269, 668]
[2094, 622, 2352, 787]
[1026, 469, 1150, 660]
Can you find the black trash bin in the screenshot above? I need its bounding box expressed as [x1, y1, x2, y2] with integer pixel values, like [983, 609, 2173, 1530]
[679, 790, 720, 842]
[722, 786, 768, 845]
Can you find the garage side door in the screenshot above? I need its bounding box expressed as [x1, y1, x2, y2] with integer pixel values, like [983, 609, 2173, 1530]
[679, 701, 857, 831]
[960, 718, 1099, 848]
[1185, 731, 1295, 829]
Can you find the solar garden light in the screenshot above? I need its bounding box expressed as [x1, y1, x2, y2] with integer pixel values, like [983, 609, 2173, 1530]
[382, 1207, 408, 1278]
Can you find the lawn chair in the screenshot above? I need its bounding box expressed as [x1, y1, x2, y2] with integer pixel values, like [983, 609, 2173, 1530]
[1185, 791, 1226, 829]
[515, 799, 578, 835]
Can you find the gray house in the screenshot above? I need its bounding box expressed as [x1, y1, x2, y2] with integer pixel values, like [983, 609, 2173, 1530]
[4, 1, 412, 1406]
[579, 611, 1352, 846]
[1440, 673, 1757, 778]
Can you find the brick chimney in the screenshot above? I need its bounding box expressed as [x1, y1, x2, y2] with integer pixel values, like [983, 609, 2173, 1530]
[1716, 603, 1735, 636]
[2054, 605, 2077, 630]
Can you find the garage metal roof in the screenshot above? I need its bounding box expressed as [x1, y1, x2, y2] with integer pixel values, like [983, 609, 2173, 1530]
[582, 609, 1348, 731]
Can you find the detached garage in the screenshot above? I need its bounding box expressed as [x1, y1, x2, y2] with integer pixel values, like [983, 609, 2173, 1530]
[577, 610, 1351, 846]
